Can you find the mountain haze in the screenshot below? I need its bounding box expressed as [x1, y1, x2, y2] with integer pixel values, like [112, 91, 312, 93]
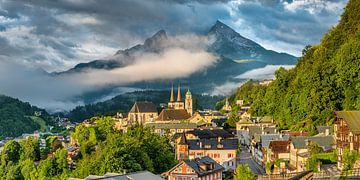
[57, 21, 297, 105]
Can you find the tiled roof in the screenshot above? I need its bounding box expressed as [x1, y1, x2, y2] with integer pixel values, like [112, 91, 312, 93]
[283, 132, 309, 137]
[146, 123, 197, 129]
[335, 111, 360, 134]
[261, 134, 290, 148]
[248, 126, 262, 138]
[290, 136, 334, 149]
[269, 140, 290, 154]
[179, 132, 187, 145]
[263, 127, 278, 134]
[157, 109, 191, 121]
[129, 102, 157, 113]
[187, 129, 234, 139]
[184, 156, 224, 177]
[316, 126, 333, 135]
[237, 118, 254, 125]
[187, 138, 238, 150]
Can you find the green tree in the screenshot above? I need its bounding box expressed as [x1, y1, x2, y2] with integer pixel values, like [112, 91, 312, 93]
[1, 140, 22, 165]
[342, 148, 359, 172]
[308, 141, 324, 156]
[234, 164, 255, 180]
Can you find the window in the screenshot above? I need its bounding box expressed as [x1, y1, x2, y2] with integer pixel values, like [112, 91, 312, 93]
[228, 153, 233, 158]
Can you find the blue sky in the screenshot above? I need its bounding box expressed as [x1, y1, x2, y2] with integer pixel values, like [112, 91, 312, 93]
[0, 0, 347, 72]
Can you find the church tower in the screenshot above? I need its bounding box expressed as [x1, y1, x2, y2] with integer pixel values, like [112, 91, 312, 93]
[176, 132, 189, 160]
[185, 89, 193, 116]
[168, 84, 175, 108]
[174, 84, 184, 109]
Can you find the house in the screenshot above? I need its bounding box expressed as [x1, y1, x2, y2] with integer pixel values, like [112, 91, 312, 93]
[146, 123, 197, 136]
[334, 111, 360, 169]
[166, 156, 224, 180]
[289, 136, 334, 172]
[128, 101, 158, 124]
[268, 140, 290, 162]
[253, 134, 290, 165]
[176, 133, 238, 171]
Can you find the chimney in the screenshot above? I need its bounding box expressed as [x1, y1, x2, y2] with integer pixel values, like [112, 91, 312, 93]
[325, 128, 330, 136]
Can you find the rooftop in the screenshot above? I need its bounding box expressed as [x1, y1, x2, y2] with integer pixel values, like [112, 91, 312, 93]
[335, 111, 360, 134]
[184, 156, 224, 177]
[146, 123, 197, 129]
[129, 102, 157, 113]
[186, 129, 234, 139]
[157, 109, 191, 121]
[290, 136, 334, 149]
[261, 134, 290, 148]
[187, 138, 238, 150]
[269, 140, 290, 154]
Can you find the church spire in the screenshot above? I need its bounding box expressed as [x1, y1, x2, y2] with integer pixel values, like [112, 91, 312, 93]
[177, 83, 181, 102]
[170, 84, 174, 102]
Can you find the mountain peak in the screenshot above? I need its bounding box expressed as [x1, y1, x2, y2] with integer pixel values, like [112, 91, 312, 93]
[144, 30, 167, 47]
[208, 20, 236, 35]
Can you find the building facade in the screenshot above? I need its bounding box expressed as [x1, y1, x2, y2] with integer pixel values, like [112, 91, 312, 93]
[334, 111, 360, 169]
[167, 156, 224, 180]
[128, 101, 158, 124]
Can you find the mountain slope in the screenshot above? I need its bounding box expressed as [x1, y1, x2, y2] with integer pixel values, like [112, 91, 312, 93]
[208, 20, 297, 64]
[0, 95, 52, 138]
[61, 30, 168, 74]
[228, 0, 360, 133]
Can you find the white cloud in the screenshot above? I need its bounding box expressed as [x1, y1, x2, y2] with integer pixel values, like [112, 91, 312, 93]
[283, 0, 347, 14]
[236, 64, 294, 79]
[0, 34, 217, 112]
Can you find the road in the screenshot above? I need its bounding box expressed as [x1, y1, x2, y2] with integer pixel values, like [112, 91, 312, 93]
[237, 146, 266, 175]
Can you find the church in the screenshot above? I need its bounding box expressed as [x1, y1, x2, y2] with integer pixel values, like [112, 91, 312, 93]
[156, 84, 193, 122]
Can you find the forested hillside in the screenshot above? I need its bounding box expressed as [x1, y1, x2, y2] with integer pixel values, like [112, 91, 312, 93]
[0, 95, 52, 138]
[68, 90, 223, 122]
[228, 0, 360, 133]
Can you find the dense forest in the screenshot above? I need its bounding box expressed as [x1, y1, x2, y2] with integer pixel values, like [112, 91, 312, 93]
[68, 90, 224, 122]
[227, 0, 360, 133]
[0, 117, 177, 179]
[0, 95, 53, 138]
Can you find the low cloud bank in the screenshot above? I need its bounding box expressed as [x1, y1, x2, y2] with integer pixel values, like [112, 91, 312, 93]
[0, 35, 217, 112]
[210, 65, 295, 96]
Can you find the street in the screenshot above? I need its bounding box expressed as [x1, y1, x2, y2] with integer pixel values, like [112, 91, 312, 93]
[238, 146, 266, 175]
